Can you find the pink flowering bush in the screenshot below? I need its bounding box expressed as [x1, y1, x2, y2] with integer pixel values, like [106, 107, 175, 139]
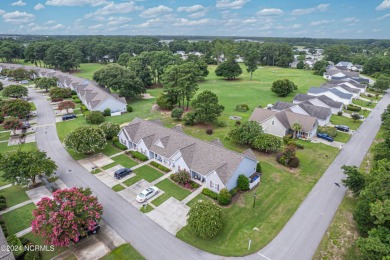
[32, 187, 103, 247]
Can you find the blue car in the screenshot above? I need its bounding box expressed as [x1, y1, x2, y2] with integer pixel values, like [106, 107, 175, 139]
[317, 133, 334, 142]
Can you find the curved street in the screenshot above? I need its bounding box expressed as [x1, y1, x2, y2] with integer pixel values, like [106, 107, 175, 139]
[29, 87, 389, 260]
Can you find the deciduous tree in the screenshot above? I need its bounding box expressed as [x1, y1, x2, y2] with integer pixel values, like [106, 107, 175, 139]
[215, 58, 242, 79]
[49, 87, 71, 99]
[99, 122, 120, 140]
[252, 134, 283, 153]
[187, 200, 222, 238]
[2, 117, 22, 134]
[64, 126, 106, 154]
[1, 99, 31, 118]
[271, 79, 298, 97]
[228, 121, 263, 145]
[341, 166, 366, 197]
[58, 100, 76, 113]
[35, 77, 58, 92]
[2, 84, 28, 99]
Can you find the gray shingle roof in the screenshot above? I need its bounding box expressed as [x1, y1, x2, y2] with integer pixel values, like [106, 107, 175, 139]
[321, 83, 360, 94]
[122, 118, 257, 184]
[272, 101, 295, 111]
[0, 229, 15, 260]
[210, 138, 224, 147]
[308, 87, 353, 99]
[299, 102, 331, 120]
[330, 80, 367, 89]
[293, 94, 343, 109]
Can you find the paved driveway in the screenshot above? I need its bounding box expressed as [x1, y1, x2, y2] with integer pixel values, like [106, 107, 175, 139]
[117, 180, 152, 209]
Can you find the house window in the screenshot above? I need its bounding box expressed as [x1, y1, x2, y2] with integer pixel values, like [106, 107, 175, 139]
[210, 181, 220, 191]
[272, 120, 274, 125]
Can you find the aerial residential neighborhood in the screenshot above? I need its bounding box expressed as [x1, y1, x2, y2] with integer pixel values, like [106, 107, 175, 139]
[0, 1, 389, 260]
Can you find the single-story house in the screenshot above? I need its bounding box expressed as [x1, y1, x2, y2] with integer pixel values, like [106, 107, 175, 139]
[323, 69, 360, 81]
[307, 87, 353, 105]
[293, 94, 343, 114]
[249, 108, 318, 140]
[118, 118, 259, 193]
[330, 79, 367, 93]
[335, 61, 354, 70]
[271, 101, 331, 126]
[321, 83, 360, 98]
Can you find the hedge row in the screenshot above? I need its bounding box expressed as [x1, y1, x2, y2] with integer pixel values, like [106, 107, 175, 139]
[347, 104, 361, 112]
[202, 188, 218, 200]
[150, 161, 171, 172]
[113, 141, 127, 151]
[202, 188, 232, 205]
[128, 151, 148, 162]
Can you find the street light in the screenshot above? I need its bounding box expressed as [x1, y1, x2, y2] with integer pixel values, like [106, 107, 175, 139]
[253, 193, 257, 208]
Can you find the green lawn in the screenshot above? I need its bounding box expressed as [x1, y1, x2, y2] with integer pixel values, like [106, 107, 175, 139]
[177, 142, 338, 256]
[112, 184, 125, 192]
[185, 193, 211, 207]
[155, 179, 191, 201]
[101, 143, 122, 156]
[0, 185, 30, 207]
[330, 115, 362, 130]
[3, 203, 36, 234]
[352, 99, 374, 108]
[0, 142, 37, 155]
[334, 132, 351, 143]
[91, 168, 102, 174]
[314, 194, 360, 259]
[0, 131, 10, 141]
[123, 175, 142, 187]
[151, 193, 171, 207]
[102, 162, 118, 170]
[73, 63, 105, 80]
[101, 243, 144, 260]
[134, 165, 163, 182]
[360, 94, 379, 101]
[23, 232, 68, 260]
[140, 204, 154, 213]
[343, 109, 370, 118]
[111, 154, 138, 168]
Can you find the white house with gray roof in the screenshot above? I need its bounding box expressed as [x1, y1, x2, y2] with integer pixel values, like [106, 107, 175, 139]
[307, 87, 353, 105]
[293, 94, 343, 114]
[321, 83, 360, 98]
[118, 118, 259, 193]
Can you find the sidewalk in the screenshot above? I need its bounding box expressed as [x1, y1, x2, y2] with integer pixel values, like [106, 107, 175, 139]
[181, 184, 205, 205]
[131, 160, 152, 170]
[16, 227, 32, 238]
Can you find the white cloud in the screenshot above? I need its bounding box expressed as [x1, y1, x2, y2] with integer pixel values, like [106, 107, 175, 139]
[89, 24, 104, 30]
[216, 0, 249, 10]
[107, 16, 132, 26]
[85, 1, 142, 17]
[376, 0, 390, 10]
[3, 11, 35, 24]
[140, 5, 172, 18]
[310, 20, 331, 26]
[177, 5, 204, 13]
[376, 13, 390, 20]
[34, 3, 45, 10]
[173, 18, 211, 27]
[28, 23, 65, 31]
[11, 0, 26, 6]
[46, 0, 107, 6]
[257, 8, 283, 16]
[44, 20, 55, 25]
[0, 10, 5, 15]
[342, 17, 359, 22]
[291, 4, 329, 15]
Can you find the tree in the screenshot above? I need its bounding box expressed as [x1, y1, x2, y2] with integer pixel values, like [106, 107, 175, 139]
[291, 123, 302, 139]
[99, 122, 120, 140]
[351, 113, 361, 122]
[252, 134, 283, 153]
[35, 77, 58, 92]
[356, 226, 390, 259]
[64, 126, 106, 154]
[191, 90, 224, 123]
[324, 45, 351, 64]
[341, 166, 366, 197]
[0, 150, 57, 186]
[2, 117, 22, 134]
[215, 58, 242, 79]
[32, 187, 103, 246]
[237, 174, 249, 191]
[312, 60, 328, 75]
[2, 84, 28, 99]
[271, 79, 298, 97]
[0, 81, 3, 91]
[93, 64, 145, 98]
[243, 49, 259, 80]
[49, 87, 71, 99]
[187, 200, 222, 238]
[228, 121, 263, 145]
[85, 111, 105, 124]
[1, 99, 31, 118]
[127, 58, 153, 87]
[58, 100, 76, 113]
[373, 75, 390, 91]
[171, 107, 184, 120]
[296, 60, 304, 69]
[156, 93, 175, 110]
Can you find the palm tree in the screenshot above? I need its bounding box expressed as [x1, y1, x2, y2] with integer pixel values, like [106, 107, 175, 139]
[291, 123, 302, 139]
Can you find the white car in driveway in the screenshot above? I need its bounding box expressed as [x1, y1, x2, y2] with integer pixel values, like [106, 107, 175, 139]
[136, 186, 159, 203]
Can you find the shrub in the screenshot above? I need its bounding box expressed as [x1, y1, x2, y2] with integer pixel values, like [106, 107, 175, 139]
[156, 94, 174, 110]
[367, 93, 372, 97]
[216, 120, 227, 127]
[0, 203, 6, 210]
[0, 115, 3, 124]
[276, 152, 283, 163]
[129, 151, 148, 161]
[71, 95, 78, 99]
[99, 122, 120, 140]
[24, 250, 41, 260]
[71, 90, 77, 95]
[127, 104, 133, 112]
[187, 200, 222, 238]
[287, 141, 304, 150]
[86, 111, 105, 124]
[190, 181, 200, 189]
[183, 112, 196, 126]
[174, 170, 191, 185]
[229, 187, 238, 197]
[337, 111, 343, 116]
[6, 235, 24, 258]
[283, 134, 292, 144]
[202, 188, 218, 200]
[347, 105, 361, 112]
[237, 174, 249, 191]
[150, 161, 170, 172]
[206, 128, 213, 135]
[256, 162, 262, 172]
[235, 104, 249, 112]
[74, 98, 81, 103]
[235, 121, 241, 126]
[0, 195, 5, 199]
[217, 188, 232, 205]
[113, 141, 127, 150]
[171, 107, 184, 120]
[80, 105, 88, 112]
[288, 157, 300, 168]
[112, 136, 119, 143]
[103, 108, 111, 116]
[20, 237, 30, 246]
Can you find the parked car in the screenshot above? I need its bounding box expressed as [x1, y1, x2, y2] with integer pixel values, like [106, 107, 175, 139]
[334, 125, 350, 132]
[20, 121, 30, 129]
[62, 114, 77, 121]
[317, 133, 334, 142]
[72, 224, 101, 243]
[136, 186, 159, 203]
[114, 168, 132, 179]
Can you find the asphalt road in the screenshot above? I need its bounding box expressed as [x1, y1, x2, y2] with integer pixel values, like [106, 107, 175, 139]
[29, 87, 389, 260]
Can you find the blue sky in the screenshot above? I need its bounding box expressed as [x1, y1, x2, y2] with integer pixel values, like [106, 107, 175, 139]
[0, 0, 389, 38]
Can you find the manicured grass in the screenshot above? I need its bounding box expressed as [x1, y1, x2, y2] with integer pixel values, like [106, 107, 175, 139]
[123, 175, 142, 187]
[101, 243, 144, 260]
[185, 193, 211, 207]
[73, 63, 105, 80]
[343, 109, 370, 118]
[360, 94, 379, 101]
[314, 194, 360, 259]
[112, 184, 125, 192]
[330, 115, 362, 130]
[0, 185, 30, 207]
[155, 179, 191, 201]
[23, 232, 68, 260]
[151, 193, 170, 207]
[3, 203, 36, 234]
[177, 142, 338, 256]
[102, 163, 118, 170]
[29, 102, 37, 111]
[0, 131, 10, 141]
[111, 154, 138, 168]
[352, 99, 375, 108]
[0, 142, 37, 155]
[101, 143, 122, 156]
[91, 168, 102, 174]
[134, 165, 163, 182]
[333, 132, 351, 143]
[140, 204, 154, 213]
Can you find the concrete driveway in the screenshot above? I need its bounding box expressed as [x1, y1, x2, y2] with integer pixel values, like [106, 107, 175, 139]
[146, 197, 190, 235]
[117, 180, 152, 209]
[94, 171, 119, 188]
[311, 136, 346, 148]
[78, 153, 114, 171]
[26, 186, 53, 204]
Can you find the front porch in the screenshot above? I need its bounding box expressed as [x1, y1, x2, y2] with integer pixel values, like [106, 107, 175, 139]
[191, 170, 206, 184]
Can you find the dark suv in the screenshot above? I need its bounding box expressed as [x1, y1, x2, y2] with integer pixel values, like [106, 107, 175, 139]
[73, 224, 101, 243]
[334, 125, 350, 132]
[114, 168, 132, 179]
[62, 114, 77, 121]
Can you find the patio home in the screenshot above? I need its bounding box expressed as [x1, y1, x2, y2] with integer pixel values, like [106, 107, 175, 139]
[118, 118, 259, 193]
